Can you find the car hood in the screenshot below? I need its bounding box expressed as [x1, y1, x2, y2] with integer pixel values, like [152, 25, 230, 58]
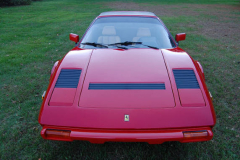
[79, 49, 175, 109]
[40, 48, 215, 129]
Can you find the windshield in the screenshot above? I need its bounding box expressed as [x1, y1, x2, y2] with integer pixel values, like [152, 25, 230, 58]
[80, 17, 176, 49]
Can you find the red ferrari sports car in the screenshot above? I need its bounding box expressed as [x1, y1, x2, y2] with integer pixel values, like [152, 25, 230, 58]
[39, 11, 216, 144]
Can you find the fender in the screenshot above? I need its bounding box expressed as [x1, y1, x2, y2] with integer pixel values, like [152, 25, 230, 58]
[50, 60, 60, 81]
[195, 60, 205, 80]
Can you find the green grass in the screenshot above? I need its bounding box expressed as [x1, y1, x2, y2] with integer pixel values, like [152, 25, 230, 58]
[0, 0, 240, 159]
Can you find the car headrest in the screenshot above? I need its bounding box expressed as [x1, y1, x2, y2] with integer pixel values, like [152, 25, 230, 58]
[102, 26, 117, 35]
[137, 28, 151, 37]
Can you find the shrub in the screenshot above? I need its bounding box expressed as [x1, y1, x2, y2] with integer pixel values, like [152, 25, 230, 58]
[0, 0, 31, 6]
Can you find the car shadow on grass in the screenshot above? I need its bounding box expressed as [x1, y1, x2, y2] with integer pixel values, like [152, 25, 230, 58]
[43, 140, 209, 159]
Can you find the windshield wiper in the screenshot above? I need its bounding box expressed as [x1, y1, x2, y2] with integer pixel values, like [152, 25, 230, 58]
[81, 42, 108, 48]
[108, 41, 159, 49]
[107, 42, 132, 49]
[140, 44, 159, 49]
[109, 41, 141, 46]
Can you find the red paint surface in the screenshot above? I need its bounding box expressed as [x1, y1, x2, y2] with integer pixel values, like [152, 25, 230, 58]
[40, 126, 213, 144]
[79, 49, 175, 109]
[69, 33, 79, 43]
[175, 33, 186, 42]
[39, 49, 215, 130]
[178, 89, 205, 107]
[49, 88, 76, 106]
[196, 61, 205, 80]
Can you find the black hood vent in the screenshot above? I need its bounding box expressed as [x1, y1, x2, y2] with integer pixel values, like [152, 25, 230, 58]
[173, 69, 200, 89]
[89, 83, 165, 90]
[55, 69, 82, 88]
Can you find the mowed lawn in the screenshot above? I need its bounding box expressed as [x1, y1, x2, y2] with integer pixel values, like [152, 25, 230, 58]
[0, 0, 239, 159]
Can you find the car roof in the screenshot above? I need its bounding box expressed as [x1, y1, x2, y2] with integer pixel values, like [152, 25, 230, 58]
[99, 11, 156, 16]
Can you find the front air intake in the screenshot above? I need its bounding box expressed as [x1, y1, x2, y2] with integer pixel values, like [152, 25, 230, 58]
[89, 83, 165, 90]
[55, 69, 82, 88]
[50, 69, 82, 106]
[173, 69, 199, 89]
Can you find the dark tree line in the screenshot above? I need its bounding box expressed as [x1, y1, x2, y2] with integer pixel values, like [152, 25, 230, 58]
[0, 0, 42, 6]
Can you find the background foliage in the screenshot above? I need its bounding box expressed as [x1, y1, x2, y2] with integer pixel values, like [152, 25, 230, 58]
[0, 0, 41, 6]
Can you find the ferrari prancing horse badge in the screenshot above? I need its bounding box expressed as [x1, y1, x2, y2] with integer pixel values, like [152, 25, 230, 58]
[124, 115, 129, 121]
